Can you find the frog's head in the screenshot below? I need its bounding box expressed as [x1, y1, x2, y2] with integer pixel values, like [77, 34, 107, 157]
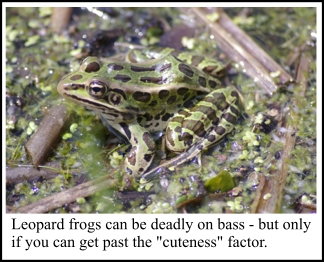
[57, 57, 137, 121]
[57, 56, 109, 100]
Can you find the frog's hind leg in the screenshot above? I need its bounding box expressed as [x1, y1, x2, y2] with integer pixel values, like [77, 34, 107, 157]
[166, 86, 240, 154]
[143, 87, 240, 180]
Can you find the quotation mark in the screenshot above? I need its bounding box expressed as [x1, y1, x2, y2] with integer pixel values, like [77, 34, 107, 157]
[157, 236, 222, 241]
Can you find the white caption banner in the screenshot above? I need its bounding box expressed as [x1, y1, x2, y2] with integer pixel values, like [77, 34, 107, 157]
[3, 213, 322, 259]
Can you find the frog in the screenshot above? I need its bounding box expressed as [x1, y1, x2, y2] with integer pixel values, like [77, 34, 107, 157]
[57, 47, 241, 178]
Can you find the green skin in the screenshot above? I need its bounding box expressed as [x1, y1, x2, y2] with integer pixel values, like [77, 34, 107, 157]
[57, 47, 241, 177]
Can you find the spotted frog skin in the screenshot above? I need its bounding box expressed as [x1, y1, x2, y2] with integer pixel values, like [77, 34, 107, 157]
[57, 47, 241, 177]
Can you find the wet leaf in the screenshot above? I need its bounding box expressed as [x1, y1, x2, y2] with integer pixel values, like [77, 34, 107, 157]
[204, 170, 235, 193]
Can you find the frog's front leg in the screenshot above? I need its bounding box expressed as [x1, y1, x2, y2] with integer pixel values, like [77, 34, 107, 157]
[166, 86, 240, 153]
[112, 122, 156, 176]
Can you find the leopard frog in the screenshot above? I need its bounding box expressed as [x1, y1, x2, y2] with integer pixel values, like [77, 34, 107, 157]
[57, 47, 241, 177]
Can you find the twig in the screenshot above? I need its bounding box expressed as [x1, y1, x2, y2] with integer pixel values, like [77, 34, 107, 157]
[6, 161, 62, 184]
[50, 7, 73, 33]
[11, 174, 118, 214]
[249, 174, 267, 213]
[24, 105, 70, 168]
[285, 43, 307, 67]
[255, 53, 310, 213]
[300, 203, 316, 211]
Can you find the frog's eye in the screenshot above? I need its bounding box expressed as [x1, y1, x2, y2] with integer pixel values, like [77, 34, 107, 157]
[87, 81, 108, 99]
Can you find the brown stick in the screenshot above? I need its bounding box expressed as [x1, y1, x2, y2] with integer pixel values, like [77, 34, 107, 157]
[255, 53, 310, 213]
[249, 174, 267, 213]
[50, 7, 73, 33]
[6, 161, 62, 184]
[25, 105, 70, 168]
[11, 174, 118, 213]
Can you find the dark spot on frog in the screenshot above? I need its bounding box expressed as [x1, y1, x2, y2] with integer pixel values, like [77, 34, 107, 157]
[167, 95, 177, 105]
[140, 76, 165, 85]
[158, 90, 170, 99]
[215, 125, 226, 136]
[198, 76, 207, 87]
[70, 74, 83, 81]
[133, 91, 151, 102]
[178, 63, 194, 77]
[178, 132, 193, 147]
[142, 132, 156, 151]
[208, 80, 218, 89]
[224, 112, 237, 124]
[230, 105, 240, 117]
[137, 116, 143, 123]
[177, 87, 189, 95]
[143, 113, 153, 122]
[85, 62, 100, 73]
[182, 119, 206, 137]
[207, 134, 216, 142]
[114, 74, 131, 82]
[161, 112, 174, 122]
[231, 90, 239, 98]
[154, 109, 165, 120]
[144, 154, 153, 162]
[131, 65, 155, 72]
[107, 63, 124, 71]
[120, 122, 132, 140]
[183, 98, 195, 109]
